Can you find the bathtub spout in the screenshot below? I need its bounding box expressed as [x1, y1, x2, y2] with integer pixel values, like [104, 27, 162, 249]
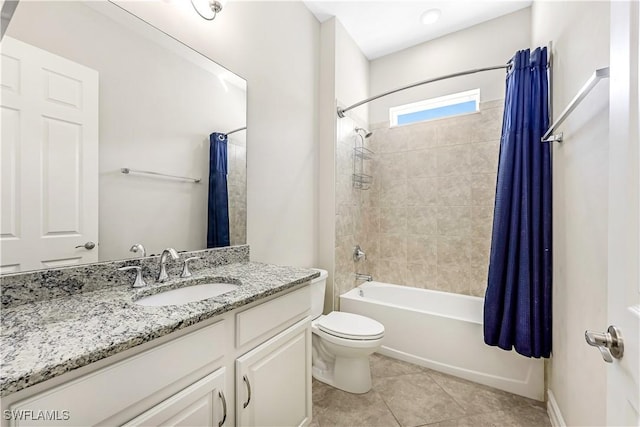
[355, 273, 372, 282]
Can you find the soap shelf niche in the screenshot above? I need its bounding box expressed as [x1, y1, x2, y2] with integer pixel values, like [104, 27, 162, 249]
[352, 137, 374, 190]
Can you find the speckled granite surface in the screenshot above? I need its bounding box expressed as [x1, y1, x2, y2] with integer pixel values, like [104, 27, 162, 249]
[1, 245, 249, 309]
[0, 252, 319, 397]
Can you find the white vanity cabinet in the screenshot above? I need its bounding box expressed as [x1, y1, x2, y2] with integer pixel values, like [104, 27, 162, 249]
[236, 319, 312, 427]
[7, 321, 228, 427]
[4, 284, 312, 427]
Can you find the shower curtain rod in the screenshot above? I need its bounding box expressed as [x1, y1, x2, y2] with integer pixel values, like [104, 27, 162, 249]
[337, 64, 510, 118]
[225, 126, 247, 136]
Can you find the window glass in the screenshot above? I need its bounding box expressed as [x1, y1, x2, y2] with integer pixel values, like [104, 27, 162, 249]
[390, 89, 480, 127]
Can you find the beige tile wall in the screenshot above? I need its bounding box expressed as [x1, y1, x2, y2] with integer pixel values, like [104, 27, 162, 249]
[334, 116, 377, 309]
[333, 100, 502, 305]
[364, 100, 503, 297]
[228, 136, 247, 246]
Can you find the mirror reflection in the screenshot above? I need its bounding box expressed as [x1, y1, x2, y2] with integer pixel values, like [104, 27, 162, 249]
[0, 1, 247, 274]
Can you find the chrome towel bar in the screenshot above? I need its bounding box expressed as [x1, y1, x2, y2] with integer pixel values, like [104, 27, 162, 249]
[120, 168, 201, 183]
[542, 67, 610, 143]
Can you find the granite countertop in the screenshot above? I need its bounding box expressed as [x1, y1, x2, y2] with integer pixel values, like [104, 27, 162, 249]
[0, 261, 319, 397]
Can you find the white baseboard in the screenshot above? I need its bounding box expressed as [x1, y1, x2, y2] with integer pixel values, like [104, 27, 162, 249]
[547, 389, 567, 427]
[378, 346, 544, 401]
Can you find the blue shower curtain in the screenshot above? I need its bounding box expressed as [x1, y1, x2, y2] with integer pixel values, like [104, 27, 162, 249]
[207, 132, 230, 248]
[483, 47, 552, 358]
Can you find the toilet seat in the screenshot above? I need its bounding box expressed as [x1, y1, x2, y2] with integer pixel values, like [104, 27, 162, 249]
[317, 312, 384, 340]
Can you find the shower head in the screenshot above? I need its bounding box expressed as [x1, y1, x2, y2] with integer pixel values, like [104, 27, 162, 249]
[355, 127, 373, 138]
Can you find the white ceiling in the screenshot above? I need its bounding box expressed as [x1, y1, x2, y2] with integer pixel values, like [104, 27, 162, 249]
[303, 1, 532, 60]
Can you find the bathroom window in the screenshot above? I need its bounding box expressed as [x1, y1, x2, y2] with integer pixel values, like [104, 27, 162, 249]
[389, 88, 480, 127]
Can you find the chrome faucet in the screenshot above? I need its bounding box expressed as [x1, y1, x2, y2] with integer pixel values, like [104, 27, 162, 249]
[157, 248, 179, 282]
[355, 273, 372, 282]
[129, 243, 146, 258]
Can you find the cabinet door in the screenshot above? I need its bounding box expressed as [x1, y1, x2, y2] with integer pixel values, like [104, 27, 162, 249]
[236, 318, 311, 427]
[123, 368, 228, 427]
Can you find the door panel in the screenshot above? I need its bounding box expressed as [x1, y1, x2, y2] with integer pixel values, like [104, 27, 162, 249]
[42, 117, 82, 235]
[608, 2, 640, 425]
[0, 36, 98, 272]
[1, 106, 20, 241]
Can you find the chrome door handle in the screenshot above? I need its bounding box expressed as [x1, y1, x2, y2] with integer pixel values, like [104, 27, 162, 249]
[75, 241, 96, 250]
[218, 390, 227, 427]
[242, 375, 251, 408]
[585, 325, 624, 363]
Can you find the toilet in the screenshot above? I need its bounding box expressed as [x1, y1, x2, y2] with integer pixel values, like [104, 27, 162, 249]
[310, 269, 384, 394]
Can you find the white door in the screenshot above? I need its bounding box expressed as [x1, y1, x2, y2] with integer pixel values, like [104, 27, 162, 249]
[0, 36, 99, 273]
[123, 368, 228, 427]
[236, 318, 312, 427]
[607, 1, 640, 425]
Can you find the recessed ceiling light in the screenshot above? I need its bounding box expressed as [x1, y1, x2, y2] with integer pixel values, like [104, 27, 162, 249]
[421, 8, 441, 25]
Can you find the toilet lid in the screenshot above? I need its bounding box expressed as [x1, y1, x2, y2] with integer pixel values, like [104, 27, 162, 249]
[317, 312, 384, 340]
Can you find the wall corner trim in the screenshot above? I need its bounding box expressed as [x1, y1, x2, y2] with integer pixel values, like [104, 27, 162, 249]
[547, 389, 567, 427]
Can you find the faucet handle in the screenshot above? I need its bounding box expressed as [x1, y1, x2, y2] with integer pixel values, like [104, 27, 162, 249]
[353, 245, 366, 262]
[118, 266, 146, 288]
[181, 257, 201, 278]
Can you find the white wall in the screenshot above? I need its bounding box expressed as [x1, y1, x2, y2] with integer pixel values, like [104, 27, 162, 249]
[114, 0, 320, 267]
[318, 18, 337, 311]
[334, 19, 370, 124]
[531, 2, 610, 426]
[6, 1, 246, 261]
[368, 8, 531, 124]
[318, 17, 370, 311]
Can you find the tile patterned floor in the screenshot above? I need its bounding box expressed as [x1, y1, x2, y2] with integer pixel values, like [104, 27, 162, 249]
[311, 354, 551, 427]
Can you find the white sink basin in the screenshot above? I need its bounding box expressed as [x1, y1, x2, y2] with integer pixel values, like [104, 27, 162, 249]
[135, 283, 239, 307]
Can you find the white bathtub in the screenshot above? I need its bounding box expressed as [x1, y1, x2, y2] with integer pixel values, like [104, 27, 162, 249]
[340, 282, 544, 401]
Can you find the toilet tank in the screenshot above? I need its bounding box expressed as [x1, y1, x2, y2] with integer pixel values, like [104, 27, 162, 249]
[310, 268, 328, 318]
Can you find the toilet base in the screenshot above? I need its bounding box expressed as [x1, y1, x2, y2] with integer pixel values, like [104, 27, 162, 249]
[311, 314, 383, 395]
[312, 356, 372, 394]
[312, 365, 335, 387]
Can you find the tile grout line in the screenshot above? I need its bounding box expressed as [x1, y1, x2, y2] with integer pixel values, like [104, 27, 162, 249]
[415, 402, 551, 427]
[424, 370, 546, 421]
[371, 388, 404, 427]
[379, 369, 470, 426]
[419, 370, 474, 419]
[313, 356, 549, 427]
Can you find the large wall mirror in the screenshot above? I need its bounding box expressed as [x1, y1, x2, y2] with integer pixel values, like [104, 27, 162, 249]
[1, 1, 247, 273]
